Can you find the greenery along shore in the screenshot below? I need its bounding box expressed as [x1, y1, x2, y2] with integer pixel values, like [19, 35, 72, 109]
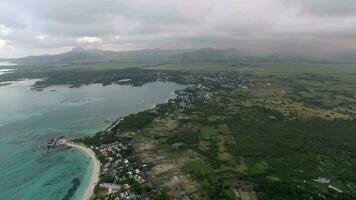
[71, 69, 356, 200]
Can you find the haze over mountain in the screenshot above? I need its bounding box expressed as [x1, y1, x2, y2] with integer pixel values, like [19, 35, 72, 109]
[13, 47, 185, 64]
[11, 47, 356, 65]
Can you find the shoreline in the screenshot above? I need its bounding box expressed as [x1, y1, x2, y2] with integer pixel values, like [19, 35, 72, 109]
[64, 140, 100, 200]
[60, 86, 183, 200]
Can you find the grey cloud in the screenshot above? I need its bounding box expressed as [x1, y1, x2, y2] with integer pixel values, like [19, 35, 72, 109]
[1, 0, 356, 57]
[295, 0, 356, 16]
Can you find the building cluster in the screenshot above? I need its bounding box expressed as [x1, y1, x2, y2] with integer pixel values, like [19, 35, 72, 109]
[173, 82, 225, 110]
[92, 140, 155, 199]
[173, 89, 194, 109]
[183, 72, 247, 88]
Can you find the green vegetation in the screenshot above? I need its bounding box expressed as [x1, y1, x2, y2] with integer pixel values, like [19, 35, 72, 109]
[201, 126, 219, 140]
[5, 55, 356, 199]
[248, 161, 269, 175]
[130, 69, 356, 199]
[183, 160, 212, 176]
[116, 110, 157, 132]
[207, 115, 227, 122]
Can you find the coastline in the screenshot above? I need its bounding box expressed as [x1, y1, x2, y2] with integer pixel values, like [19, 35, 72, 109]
[59, 84, 184, 200]
[0, 80, 185, 200]
[64, 140, 100, 200]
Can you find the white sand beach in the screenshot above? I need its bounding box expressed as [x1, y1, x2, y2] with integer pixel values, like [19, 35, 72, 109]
[64, 140, 100, 200]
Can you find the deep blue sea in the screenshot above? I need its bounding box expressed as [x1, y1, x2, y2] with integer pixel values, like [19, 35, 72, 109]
[0, 79, 184, 200]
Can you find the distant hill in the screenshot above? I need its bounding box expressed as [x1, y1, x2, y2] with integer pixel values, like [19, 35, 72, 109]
[172, 48, 249, 61]
[15, 47, 120, 64]
[14, 48, 189, 64]
[13, 48, 258, 64]
[12, 47, 356, 65]
[14, 48, 104, 64]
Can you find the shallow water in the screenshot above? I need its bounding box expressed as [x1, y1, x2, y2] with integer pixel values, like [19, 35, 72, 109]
[0, 80, 184, 200]
[0, 68, 16, 75]
[0, 61, 17, 66]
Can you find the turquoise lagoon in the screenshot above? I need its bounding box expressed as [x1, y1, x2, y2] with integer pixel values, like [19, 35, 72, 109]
[0, 79, 184, 200]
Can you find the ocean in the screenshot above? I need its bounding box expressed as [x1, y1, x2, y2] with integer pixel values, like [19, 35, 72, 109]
[0, 79, 184, 200]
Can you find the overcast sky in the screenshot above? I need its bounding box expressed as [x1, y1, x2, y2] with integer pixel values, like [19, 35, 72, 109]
[1, 0, 356, 58]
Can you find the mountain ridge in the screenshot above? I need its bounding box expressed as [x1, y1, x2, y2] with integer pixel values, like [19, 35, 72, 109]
[9, 47, 356, 64]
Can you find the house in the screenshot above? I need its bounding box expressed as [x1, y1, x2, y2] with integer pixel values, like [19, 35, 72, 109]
[100, 183, 121, 194]
[313, 177, 330, 184]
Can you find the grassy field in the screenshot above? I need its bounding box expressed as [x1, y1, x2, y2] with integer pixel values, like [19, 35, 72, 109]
[144, 61, 356, 77]
[201, 126, 219, 140]
[57, 58, 356, 199]
[7, 56, 356, 199]
[131, 68, 356, 199]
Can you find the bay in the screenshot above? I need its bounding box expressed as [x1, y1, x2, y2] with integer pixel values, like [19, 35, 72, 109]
[0, 80, 184, 200]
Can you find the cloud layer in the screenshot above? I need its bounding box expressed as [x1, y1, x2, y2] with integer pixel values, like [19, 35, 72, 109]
[1, 0, 356, 57]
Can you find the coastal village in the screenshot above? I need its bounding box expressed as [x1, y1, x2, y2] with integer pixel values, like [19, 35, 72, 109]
[70, 71, 356, 200]
[71, 72, 249, 200]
